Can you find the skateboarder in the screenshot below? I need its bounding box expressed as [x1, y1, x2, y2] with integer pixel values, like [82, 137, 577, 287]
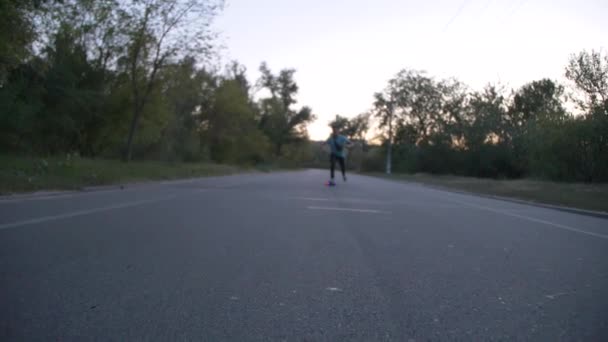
[322, 125, 352, 186]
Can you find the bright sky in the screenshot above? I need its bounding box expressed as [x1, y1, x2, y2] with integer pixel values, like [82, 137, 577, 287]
[215, 0, 607, 140]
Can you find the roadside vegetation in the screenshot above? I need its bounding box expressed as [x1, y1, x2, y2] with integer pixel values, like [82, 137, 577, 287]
[1, 1, 606, 199]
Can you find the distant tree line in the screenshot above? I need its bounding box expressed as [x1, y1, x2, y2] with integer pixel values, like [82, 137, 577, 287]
[1, 1, 606, 182]
[0, 0, 315, 164]
[363, 50, 608, 182]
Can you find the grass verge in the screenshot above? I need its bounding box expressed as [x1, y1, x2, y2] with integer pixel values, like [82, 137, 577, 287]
[369, 173, 608, 213]
[0, 155, 246, 194]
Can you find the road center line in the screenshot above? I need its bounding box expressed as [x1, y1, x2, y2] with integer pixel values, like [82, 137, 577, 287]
[455, 201, 608, 240]
[307, 206, 389, 214]
[0, 195, 177, 230]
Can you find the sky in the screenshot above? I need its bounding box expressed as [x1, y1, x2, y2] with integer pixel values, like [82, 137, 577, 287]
[214, 0, 607, 140]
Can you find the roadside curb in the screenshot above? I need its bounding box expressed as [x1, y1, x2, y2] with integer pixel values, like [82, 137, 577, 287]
[431, 186, 608, 219]
[0, 182, 142, 200]
[0, 170, 269, 201]
[0, 190, 72, 201]
[370, 175, 608, 220]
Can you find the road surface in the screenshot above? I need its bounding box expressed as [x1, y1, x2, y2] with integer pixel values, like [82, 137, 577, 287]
[1, 170, 607, 341]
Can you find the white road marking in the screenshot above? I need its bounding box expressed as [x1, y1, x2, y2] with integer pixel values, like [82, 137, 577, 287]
[326, 287, 343, 292]
[545, 292, 569, 300]
[159, 179, 197, 185]
[307, 206, 389, 214]
[292, 197, 389, 204]
[0, 195, 177, 230]
[455, 201, 608, 240]
[0, 188, 128, 204]
[0, 194, 75, 203]
[291, 197, 331, 201]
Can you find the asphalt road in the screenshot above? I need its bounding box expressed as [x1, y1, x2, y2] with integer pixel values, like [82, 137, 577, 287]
[1, 170, 607, 341]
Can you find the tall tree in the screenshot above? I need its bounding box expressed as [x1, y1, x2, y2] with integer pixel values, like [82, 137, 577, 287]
[257, 62, 315, 156]
[43, 0, 127, 82]
[509, 79, 567, 127]
[506, 79, 568, 176]
[122, 0, 223, 161]
[565, 49, 608, 112]
[329, 113, 369, 141]
[372, 91, 396, 174]
[0, 0, 52, 83]
[200, 77, 269, 163]
[159, 56, 213, 161]
[328, 115, 349, 134]
[564, 49, 608, 182]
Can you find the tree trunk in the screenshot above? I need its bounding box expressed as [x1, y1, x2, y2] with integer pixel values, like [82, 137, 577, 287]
[386, 106, 393, 175]
[124, 102, 141, 162]
[358, 141, 364, 172]
[275, 143, 282, 157]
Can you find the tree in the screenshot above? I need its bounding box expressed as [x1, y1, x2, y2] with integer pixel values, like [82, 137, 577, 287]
[564, 49, 608, 182]
[436, 78, 468, 146]
[329, 113, 370, 140]
[43, 0, 127, 83]
[347, 113, 371, 171]
[347, 112, 371, 142]
[0, 0, 52, 83]
[372, 91, 395, 174]
[122, 0, 223, 161]
[200, 77, 269, 163]
[0, 57, 46, 151]
[39, 25, 103, 153]
[390, 70, 443, 144]
[257, 62, 315, 156]
[159, 56, 212, 161]
[509, 79, 567, 126]
[462, 85, 508, 147]
[328, 114, 349, 133]
[374, 69, 458, 174]
[565, 49, 608, 112]
[0, 21, 108, 154]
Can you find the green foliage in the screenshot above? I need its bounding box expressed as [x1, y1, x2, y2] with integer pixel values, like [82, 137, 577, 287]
[565, 49, 608, 111]
[202, 78, 270, 164]
[0, 0, 605, 186]
[370, 52, 608, 182]
[0, 2, 318, 168]
[257, 62, 316, 156]
[0, 154, 240, 194]
[157, 57, 210, 161]
[329, 113, 370, 141]
[0, 0, 41, 83]
[329, 115, 350, 133]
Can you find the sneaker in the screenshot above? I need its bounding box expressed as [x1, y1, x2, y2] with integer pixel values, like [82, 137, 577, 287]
[328, 180, 336, 186]
[343, 175, 347, 182]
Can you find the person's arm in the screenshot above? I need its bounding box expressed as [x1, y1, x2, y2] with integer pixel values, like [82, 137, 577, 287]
[345, 137, 354, 147]
[320, 138, 330, 150]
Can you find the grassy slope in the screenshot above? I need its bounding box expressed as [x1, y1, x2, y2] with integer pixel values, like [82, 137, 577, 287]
[0, 155, 244, 194]
[371, 173, 608, 213]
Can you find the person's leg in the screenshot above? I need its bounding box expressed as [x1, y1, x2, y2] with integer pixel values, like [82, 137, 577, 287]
[338, 156, 346, 181]
[329, 154, 336, 180]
